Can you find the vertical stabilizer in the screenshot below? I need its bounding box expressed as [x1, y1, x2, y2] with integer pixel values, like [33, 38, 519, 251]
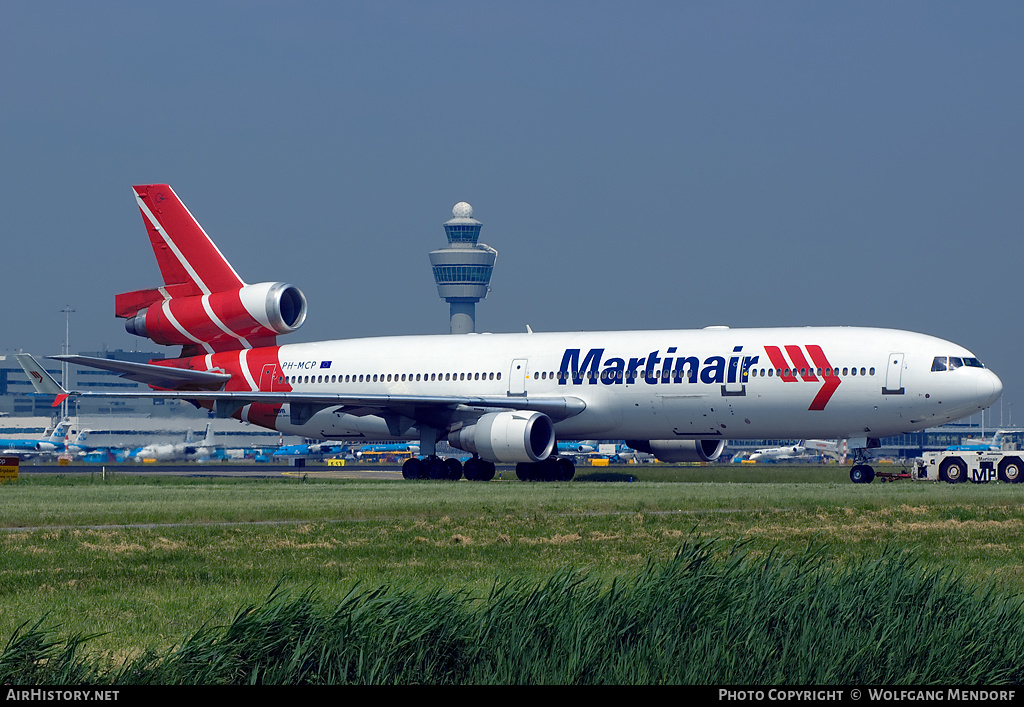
[133, 184, 245, 294]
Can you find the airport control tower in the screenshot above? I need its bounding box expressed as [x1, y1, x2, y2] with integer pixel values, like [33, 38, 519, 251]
[429, 202, 497, 334]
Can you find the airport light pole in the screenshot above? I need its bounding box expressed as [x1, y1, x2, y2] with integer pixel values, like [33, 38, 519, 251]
[60, 305, 74, 420]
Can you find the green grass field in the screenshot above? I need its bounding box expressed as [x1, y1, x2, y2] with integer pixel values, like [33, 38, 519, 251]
[2, 463, 1023, 681]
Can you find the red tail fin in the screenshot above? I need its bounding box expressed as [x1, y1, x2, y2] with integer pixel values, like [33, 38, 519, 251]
[116, 185, 307, 357]
[116, 185, 245, 318]
[134, 184, 244, 293]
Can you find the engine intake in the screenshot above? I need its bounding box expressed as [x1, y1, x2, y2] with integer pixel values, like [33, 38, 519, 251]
[625, 439, 725, 463]
[449, 411, 556, 463]
[125, 282, 307, 349]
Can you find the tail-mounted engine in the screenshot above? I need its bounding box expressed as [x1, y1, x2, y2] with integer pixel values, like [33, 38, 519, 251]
[121, 281, 307, 351]
[626, 439, 725, 463]
[448, 411, 556, 463]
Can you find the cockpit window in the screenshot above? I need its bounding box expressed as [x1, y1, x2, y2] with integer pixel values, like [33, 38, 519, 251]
[932, 355, 985, 371]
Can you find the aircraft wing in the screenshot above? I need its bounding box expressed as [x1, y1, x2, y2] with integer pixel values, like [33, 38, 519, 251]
[49, 355, 231, 389]
[18, 354, 586, 423]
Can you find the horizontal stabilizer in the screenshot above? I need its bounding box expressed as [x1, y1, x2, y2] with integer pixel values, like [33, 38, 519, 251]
[16, 354, 67, 395]
[50, 355, 231, 390]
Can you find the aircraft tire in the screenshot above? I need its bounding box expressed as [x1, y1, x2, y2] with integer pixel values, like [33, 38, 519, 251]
[517, 459, 573, 482]
[516, 462, 536, 481]
[445, 457, 463, 481]
[850, 465, 875, 484]
[998, 456, 1023, 483]
[425, 456, 450, 480]
[402, 458, 426, 480]
[556, 457, 575, 481]
[482, 460, 496, 481]
[464, 458, 496, 482]
[939, 457, 967, 484]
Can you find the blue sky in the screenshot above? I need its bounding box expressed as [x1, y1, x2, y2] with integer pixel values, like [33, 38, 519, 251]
[2, 1, 1021, 427]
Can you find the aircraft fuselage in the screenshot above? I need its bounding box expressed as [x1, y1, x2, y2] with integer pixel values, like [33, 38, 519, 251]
[181, 326, 1000, 444]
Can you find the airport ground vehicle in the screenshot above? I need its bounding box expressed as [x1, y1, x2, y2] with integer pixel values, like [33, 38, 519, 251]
[850, 450, 1024, 484]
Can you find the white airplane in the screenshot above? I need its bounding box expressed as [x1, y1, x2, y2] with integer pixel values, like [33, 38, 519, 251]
[743, 439, 844, 462]
[132, 423, 218, 462]
[745, 442, 809, 462]
[17, 184, 1003, 482]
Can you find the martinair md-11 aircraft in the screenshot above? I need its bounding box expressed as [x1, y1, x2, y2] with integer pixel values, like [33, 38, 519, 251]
[18, 185, 1004, 482]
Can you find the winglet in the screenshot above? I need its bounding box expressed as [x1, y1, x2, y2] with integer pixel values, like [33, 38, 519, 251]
[16, 354, 70, 407]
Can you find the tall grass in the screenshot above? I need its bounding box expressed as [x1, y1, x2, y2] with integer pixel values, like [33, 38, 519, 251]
[4, 539, 1023, 685]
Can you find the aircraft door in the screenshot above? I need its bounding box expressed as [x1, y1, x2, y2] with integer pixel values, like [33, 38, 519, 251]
[883, 353, 905, 395]
[260, 364, 280, 392]
[508, 359, 527, 397]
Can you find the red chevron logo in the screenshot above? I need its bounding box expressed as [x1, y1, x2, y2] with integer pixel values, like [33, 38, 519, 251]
[763, 345, 842, 411]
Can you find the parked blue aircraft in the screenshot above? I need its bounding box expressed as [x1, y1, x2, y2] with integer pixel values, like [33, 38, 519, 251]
[0, 419, 71, 458]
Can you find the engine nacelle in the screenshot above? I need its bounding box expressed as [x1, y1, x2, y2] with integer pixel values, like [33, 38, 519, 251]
[125, 282, 307, 349]
[625, 439, 725, 463]
[448, 411, 556, 463]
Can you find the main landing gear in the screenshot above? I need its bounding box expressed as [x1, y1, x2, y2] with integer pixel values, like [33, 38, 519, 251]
[516, 457, 575, 482]
[401, 455, 496, 481]
[400, 455, 576, 482]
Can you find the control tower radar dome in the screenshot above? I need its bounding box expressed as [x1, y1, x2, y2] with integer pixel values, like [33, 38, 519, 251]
[429, 201, 497, 334]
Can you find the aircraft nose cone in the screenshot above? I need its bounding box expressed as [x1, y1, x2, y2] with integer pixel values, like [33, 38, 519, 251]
[979, 369, 1003, 408]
